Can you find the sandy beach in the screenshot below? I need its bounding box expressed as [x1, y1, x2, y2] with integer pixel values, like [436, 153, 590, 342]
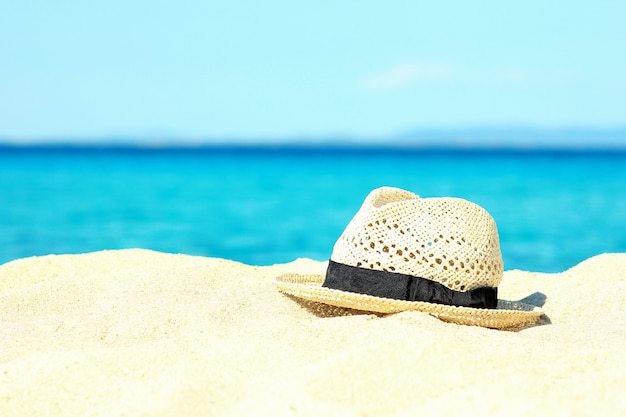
[1, 249, 624, 416]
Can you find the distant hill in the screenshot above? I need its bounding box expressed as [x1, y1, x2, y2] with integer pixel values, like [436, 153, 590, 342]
[391, 127, 626, 149]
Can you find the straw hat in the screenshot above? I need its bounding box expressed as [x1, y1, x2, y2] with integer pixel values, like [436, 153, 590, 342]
[275, 187, 543, 329]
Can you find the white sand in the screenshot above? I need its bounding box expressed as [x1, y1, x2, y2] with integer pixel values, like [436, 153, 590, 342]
[0, 249, 624, 416]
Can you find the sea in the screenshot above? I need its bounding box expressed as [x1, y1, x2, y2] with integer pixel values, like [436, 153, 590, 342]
[1, 145, 625, 273]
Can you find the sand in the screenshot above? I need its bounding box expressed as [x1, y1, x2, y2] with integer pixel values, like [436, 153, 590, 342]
[0, 249, 624, 416]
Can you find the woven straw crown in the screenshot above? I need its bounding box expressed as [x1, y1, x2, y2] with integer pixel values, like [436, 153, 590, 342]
[330, 187, 504, 292]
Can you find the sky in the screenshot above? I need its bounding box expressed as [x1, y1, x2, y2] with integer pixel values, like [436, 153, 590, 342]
[1, 1, 625, 145]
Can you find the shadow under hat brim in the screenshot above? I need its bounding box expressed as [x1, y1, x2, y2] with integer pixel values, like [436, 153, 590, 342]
[275, 273, 544, 330]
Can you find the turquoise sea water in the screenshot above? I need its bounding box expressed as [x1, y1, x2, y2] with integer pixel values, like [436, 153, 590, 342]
[1, 146, 625, 272]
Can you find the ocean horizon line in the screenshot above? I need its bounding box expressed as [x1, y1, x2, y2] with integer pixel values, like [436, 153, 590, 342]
[1, 141, 626, 156]
[2, 125, 626, 152]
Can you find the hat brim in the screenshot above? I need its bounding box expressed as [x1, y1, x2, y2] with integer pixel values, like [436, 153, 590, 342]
[275, 273, 544, 330]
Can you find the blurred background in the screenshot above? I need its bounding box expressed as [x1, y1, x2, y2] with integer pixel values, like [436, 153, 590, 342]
[1, 1, 625, 271]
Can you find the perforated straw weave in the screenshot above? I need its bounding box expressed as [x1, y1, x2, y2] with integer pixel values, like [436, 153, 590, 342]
[332, 187, 503, 292]
[275, 187, 544, 330]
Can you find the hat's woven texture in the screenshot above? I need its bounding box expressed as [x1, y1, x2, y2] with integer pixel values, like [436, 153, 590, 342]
[331, 187, 503, 292]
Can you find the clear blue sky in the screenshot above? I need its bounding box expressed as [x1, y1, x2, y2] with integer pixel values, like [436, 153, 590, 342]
[1, 1, 625, 144]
